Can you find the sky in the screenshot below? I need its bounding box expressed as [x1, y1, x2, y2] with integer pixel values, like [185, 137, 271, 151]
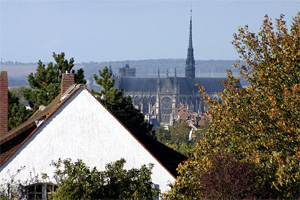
[0, 0, 299, 63]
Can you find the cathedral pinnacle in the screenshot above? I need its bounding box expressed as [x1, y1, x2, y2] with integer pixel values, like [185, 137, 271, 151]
[189, 9, 193, 50]
[185, 9, 195, 78]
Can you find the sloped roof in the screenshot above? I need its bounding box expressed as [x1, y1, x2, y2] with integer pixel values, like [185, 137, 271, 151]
[0, 86, 80, 165]
[0, 85, 186, 177]
[118, 76, 231, 94]
[0, 94, 61, 143]
[119, 77, 157, 92]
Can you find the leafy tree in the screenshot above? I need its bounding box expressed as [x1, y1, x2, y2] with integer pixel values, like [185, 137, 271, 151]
[51, 158, 159, 199]
[93, 67, 123, 107]
[169, 122, 191, 145]
[199, 153, 256, 199]
[155, 126, 171, 143]
[156, 122, 195, 156]
[9, 86, 29, 102]
[166, 13, 300, 199]
[24, 52, 86, 111]
[8, 91, 33, 130]
[93, 67, 153, 136]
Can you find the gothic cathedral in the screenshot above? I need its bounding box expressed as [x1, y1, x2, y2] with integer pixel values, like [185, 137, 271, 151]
[114, 11, 240, 127]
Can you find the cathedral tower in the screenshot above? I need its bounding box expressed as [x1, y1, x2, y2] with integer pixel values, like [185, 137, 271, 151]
[185, 9, 195, 78]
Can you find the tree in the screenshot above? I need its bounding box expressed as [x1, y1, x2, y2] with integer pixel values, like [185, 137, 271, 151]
[8, 91, 33, 130]
[199, 153, 256, 199]
[93, 67, 153, 136]
[166, 13, 300, 199]
[24, 52, 86, 111]
[155, 125, 171, 143]
[156, 122, 193, 156]
[9, 86, 28, 102]
[156, 117, 210, 157]
[51, 158, 159, 199]
[93, 67, 124, 107]
[169, 122, 191, 146]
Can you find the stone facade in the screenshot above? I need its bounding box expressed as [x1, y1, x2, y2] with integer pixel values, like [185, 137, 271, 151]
[114, 71, 223, 126]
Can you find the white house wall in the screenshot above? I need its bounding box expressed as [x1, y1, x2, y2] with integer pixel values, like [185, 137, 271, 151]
[0, 87, 175, 193]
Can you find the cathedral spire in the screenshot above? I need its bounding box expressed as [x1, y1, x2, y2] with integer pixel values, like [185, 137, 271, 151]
[189, 9, 193, 50]
[185, 9, 195, 78]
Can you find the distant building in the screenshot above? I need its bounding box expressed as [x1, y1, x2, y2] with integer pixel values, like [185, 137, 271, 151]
[113, 11, 240, 126]
[119, 63, 136, 78]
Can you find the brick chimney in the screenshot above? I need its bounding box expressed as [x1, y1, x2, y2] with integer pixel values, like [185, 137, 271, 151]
[0, 71, 8, 136]
[61, 72, 75, 95]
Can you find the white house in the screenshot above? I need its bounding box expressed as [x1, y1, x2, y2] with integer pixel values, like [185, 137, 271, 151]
[0, 72, 186, 198]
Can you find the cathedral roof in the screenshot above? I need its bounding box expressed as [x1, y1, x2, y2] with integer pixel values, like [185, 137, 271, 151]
[191, 77, 228, 93]
[119, 77, 157, 92]
[118, 77, 231, 94]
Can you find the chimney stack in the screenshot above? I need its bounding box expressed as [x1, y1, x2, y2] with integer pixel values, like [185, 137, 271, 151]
[61, 72, 75, 95]
[0, 71, 8, 135]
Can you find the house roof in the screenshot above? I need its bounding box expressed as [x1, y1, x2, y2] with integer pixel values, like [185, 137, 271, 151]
[0, 85, 187, 177]
[0, 86, 78, 166]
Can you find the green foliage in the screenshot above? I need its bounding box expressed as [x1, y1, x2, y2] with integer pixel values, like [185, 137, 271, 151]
[93, 67, 123, 107]
[51, 158, 159, 200]
[74, 68, 86, 85]
[24, 52, 86, 110]
[156, 122, 195, 156]
[8, 91, 33, 130]
[169, 122, 191, 145]
[9, 86, 29, 102]
[155, 126, 171, 143]
[93, 67, 153, 136]
[167, 13, 300, 199]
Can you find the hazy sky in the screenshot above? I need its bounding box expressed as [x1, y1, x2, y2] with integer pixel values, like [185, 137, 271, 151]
[0, 0, 299, 63]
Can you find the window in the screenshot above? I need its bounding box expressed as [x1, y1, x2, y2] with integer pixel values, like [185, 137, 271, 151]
[26, 183, 57, 200]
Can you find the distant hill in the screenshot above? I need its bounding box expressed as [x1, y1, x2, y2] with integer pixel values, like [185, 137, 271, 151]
[83, 59, 245, 78]
[3, 59, 248, 87]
